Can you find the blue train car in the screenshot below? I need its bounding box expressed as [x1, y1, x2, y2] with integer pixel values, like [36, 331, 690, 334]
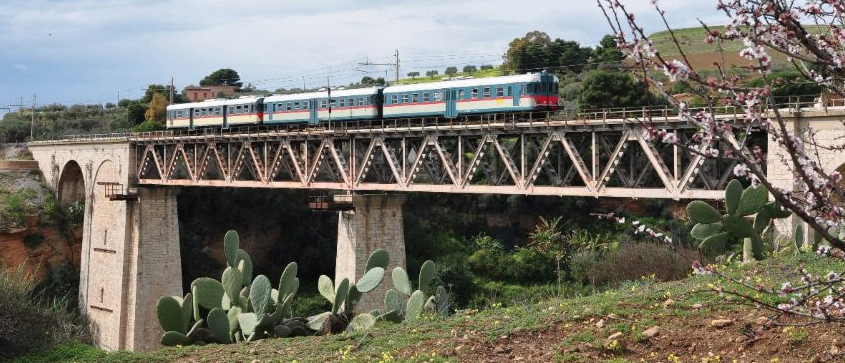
[264, 87, 381, 125]
[382, 73, 558, 118]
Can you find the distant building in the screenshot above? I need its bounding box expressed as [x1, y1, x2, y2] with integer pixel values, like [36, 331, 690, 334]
[183, 85, 240, 102]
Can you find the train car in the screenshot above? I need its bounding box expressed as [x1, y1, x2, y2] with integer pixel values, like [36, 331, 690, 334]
[166, 103, 194, 128]
[264, 87, 381, 125]
[382, 73, 558, 118]
[165, 96, 264, 129]
[224, 96, 264, 127]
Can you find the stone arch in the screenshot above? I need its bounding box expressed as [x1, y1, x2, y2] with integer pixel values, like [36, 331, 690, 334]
[57, 160, 85, 205]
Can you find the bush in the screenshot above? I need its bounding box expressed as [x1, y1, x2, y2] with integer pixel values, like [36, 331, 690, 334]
[569, 249, 602, 285]
[468, 245, 556, 284]
[587, 243, 697, 287]
[23, 233, 45, 249]
[0, 264, 89, 359]
[40, 262, 80, 310]
[467, 248, 507, 281]
[433, 258, 478, 307]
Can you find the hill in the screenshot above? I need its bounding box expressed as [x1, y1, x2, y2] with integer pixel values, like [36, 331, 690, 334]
[647, 25, 830, 71]
[16, 253, 845, 362]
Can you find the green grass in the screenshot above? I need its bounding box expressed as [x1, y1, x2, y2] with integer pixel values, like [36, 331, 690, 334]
[648, 25, 830, 56]
[398, 67, 506, 85]
[15, 253, 843, 363]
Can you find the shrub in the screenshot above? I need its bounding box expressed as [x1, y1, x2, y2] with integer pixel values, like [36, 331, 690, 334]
[433, 258, 478, 307]
[587, 243, 697, 287]
[23, 233, 45, 249]
[0, 263, 89, 359]
[569, 249, 602, 285]
[510, 247, 556, 283]
[467, 248, 507, 280]
[65, 201, 84, 228]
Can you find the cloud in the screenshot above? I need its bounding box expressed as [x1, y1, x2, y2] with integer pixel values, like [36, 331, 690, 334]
[11, 63, 28, 71]
[0, 0, 723, 105]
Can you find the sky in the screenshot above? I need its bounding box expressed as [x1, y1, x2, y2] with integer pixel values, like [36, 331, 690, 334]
[0, 0, 723, 114]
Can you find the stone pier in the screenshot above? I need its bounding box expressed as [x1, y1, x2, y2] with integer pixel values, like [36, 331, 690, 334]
[335, 195, 406, 313]
[30, 142, 182, 352]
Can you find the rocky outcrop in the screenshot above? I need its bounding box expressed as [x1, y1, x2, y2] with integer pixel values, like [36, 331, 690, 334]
[0, 221, 82, 282]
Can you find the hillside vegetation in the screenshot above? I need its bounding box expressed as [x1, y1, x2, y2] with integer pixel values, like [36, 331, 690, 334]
[14, 254, 845, 363]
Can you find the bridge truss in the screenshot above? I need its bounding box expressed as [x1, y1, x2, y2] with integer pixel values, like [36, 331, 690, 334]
[134, 115, 746, 199]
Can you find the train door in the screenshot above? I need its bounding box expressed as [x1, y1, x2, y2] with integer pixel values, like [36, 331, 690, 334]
[513, 84, 522, 107]
[309, 99, 318, 125]
[189, 108, 195, 130]
[445, 89, 457, 118]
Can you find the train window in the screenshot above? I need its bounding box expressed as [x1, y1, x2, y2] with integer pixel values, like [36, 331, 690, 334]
[303, 102, 309, 109]
[496, 87, 504, 97]
[214, 108, 220, 116]
[434, 92, 443, 101]
[339, 99, 345, 107]
[422, 93, 430, 102]
[507, 86, 512, 96]
[554, 83, 559, 93]
[483, 87, 491, 98]
[471, 88, 478, 99]
[391, 95, 398, 104]
[293, 102, 299, 109]
[358, 98, 364, 106]
[320, 100, 327, 109]
[458, 89, 465, 99]
[412, 93, 419, 103]
[401, 94, 409, 103]
[287, 103, 292, 111]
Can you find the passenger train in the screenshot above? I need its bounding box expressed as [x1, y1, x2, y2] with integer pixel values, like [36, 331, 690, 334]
[165, 73, 559, 129]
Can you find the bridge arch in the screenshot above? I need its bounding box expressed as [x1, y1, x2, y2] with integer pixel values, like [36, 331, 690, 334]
[57, 160, 85, 204]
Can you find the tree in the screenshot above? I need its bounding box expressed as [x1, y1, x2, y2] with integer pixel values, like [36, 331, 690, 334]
[199, 68, 242, 87]
[745, 70, 823, 104]
[360, 76, 386, 87]
[445, 67, 458, 77]
[502, 31, 595, 74]
[141, 84, 183, 104]
[480, 64, 494, 71]
[144, 93, 168, 123]
[600, 0, 845, 327]
[426, 70, 439, 79]
[126, 101, 147, 126]
[594, 34, 625, 65]
[576, 70, 650, 110]
[463, 65, 477, 75]
[407, 71, 420, 79]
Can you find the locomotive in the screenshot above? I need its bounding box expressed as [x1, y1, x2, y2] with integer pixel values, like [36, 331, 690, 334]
[165, 73, 559, 129]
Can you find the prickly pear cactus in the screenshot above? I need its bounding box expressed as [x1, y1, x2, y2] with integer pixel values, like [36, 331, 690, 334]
[687, 179, 791, 261]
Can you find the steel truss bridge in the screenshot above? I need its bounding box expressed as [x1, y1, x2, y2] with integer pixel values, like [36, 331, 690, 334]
[117, 109, 752, 199]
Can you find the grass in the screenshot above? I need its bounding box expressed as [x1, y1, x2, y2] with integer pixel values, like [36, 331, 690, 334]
[14, 253, 845, 362]
[397, 67, 506, 85]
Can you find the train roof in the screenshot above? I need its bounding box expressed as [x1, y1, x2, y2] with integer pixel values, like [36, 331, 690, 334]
[264, 87, 380, 102]
[383, 73, 556, 93]
[166, 97, 263, 110]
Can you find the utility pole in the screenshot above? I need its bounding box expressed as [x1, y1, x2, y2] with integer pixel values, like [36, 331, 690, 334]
[394, 49, 400, 85]
[302, 76, 306, 91]
[358, 49, 400, 85]
[169, 77, 174, 104]
[31, 94, 36, 139]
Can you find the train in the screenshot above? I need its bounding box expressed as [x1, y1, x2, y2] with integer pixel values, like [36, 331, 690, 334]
[165, 73, 559, 129]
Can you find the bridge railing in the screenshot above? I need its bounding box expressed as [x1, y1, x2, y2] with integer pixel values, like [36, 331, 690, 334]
[33, 99, 829, 143]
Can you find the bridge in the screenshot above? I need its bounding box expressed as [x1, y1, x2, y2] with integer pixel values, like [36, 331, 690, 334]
[26, 105, 845, 351]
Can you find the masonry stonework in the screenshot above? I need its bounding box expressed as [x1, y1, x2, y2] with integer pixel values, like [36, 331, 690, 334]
[766, 110, 845, 244]
[29, 142, 182, 352]
[335, 195, 406, 313]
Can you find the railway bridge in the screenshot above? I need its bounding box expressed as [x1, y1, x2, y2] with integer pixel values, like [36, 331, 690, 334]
[27, 105, 845, 351]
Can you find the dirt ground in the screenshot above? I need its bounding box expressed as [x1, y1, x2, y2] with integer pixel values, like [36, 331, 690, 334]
[400, 309, 845, 362]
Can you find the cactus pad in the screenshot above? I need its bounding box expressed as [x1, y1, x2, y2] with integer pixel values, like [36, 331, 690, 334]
[207, 308, 232, 344]
[405, 290, 425, 322]
[418, 260, 436, 290]
[735, 185, 768, 216]
[391, 267, 412, 296]
[365, 249, 390, 271]
[356, 267, 385, 293]
[318, 275, 335, 302]
[348, 313, 376, 332]
[250, 275, 273, 317]
[160, 331, 190, 347]
[690, 223, 722, 241]
[223, 230, 239, 267]
[725, 179, 743, 215]
[156, 296, 185, 334]
[687, 201, 721, 224]
[191, 277, 224, 311]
